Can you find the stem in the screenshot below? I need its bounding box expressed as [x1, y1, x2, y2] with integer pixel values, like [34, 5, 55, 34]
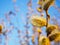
[46, 10, 49, 36]
[46, 11, 48, 28]
[38, 33, 40, 45]
[38, 36, 39, 45]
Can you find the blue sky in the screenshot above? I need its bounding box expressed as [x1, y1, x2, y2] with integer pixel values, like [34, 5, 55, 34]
[0, 0, 60, 45]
